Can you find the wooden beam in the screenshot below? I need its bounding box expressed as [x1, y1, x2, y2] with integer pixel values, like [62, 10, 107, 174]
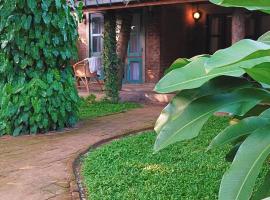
[85, 0, 207, 13]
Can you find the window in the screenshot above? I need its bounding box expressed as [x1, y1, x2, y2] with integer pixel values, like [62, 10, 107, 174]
[206, 14, 232, 54]
[90, 14, 104, 56]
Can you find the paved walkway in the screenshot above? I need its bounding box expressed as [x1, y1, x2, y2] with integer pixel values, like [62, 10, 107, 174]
[0, 105, 163, 200]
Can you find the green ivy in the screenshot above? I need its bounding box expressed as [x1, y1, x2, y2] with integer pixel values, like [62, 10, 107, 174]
[0, 0, 82, 136]
[103, 11, 120, 103]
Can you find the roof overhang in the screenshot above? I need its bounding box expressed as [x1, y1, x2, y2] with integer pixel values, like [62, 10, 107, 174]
[84, 0, 208, 13]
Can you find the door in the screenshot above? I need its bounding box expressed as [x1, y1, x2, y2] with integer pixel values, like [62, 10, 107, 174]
[125, 13, 143, 83]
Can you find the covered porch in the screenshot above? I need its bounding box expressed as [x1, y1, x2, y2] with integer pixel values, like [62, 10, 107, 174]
[78, 0, 270, 85]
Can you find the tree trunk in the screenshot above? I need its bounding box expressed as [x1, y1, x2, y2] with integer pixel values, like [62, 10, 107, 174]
[116, 11, 133, 90]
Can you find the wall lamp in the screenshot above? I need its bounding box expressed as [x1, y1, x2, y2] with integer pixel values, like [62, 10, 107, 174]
[193, 5, 202, 21]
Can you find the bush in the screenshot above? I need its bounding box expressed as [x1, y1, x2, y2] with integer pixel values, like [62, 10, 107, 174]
[0, 1, 82, 136]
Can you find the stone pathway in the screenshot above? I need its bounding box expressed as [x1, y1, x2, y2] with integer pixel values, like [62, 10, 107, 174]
[0, 105, 163, 200]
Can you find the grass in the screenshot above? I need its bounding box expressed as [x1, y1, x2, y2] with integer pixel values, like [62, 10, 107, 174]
[78, 96, 141, 120]
[82, 117, 232, 200]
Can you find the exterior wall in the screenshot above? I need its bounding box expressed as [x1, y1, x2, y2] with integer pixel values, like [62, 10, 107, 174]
[145, 8, 161, 83]
[77, 13, 90, 61]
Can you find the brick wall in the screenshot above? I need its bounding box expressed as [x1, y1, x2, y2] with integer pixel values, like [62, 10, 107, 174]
[145, 8, 161, 83]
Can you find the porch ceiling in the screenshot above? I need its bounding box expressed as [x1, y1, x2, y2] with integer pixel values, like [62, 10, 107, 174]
[85, 0, 208, 13]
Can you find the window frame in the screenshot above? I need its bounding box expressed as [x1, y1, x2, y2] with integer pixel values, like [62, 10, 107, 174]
[90, 13, 104, 57]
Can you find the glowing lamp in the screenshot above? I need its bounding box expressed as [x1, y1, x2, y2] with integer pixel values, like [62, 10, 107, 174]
[193, 11, 202, 21]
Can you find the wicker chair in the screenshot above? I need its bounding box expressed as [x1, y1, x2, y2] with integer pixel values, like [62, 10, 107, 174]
[73, 59, 103, 93]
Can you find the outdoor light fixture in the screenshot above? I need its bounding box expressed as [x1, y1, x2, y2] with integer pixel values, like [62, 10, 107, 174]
[193, 4, 202, 21]
[193, 11, 202, 21]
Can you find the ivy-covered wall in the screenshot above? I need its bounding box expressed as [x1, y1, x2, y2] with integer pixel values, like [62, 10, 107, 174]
[0, 0, 82, 136]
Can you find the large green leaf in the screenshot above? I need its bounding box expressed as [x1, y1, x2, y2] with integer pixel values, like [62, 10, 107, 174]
[205, 40, 270, 72]
[208, 116, 270, 150]
[219, 125, 270, 200]
[155, 54, 270, 94]
[210, 0, 270, 12]
[164, 58, 190, 75]
[154, 88, 270, 152]
[245, 63, 270, 85]
[155, 76, 252, 133]
[258, 31, 270, 45]
[155, 56, 245, 93]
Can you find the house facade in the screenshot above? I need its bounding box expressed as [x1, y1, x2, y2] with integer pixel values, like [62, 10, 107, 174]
[77, 0, 270, 84]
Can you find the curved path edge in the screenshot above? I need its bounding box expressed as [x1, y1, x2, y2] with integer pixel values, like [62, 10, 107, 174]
[0, 105, 163, 200]
[70, 127, 153, 200]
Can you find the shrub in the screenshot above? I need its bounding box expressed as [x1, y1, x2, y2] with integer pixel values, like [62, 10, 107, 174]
[0, 0, 82, 136]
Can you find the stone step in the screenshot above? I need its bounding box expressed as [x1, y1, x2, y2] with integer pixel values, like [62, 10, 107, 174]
[120, 90, 173, 104]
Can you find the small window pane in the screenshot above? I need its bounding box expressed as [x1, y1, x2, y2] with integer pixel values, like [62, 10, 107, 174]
[92, 17, 102, 34]
[93, 36, 102, 53]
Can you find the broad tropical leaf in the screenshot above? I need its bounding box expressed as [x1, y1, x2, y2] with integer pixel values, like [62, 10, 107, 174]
[210, 0, 270, 13]
[260, 108, 270, 117]
[155, 56, 245, 93]
[208, 116, 270, 149]
[164, 58, 190, 74]
[154, 88, 270, 152]
[205, 40, 270, 72]
[258, 31, 270, 45]
[155, 76, 252, 133]
[245, 63, 270, 85]
[219, 125, 270, 200]
[164, 55, 209, 74]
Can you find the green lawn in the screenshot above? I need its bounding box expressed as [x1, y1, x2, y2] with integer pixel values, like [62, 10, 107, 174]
[82, 117, 232, 200]
[78, 97, 141, 120]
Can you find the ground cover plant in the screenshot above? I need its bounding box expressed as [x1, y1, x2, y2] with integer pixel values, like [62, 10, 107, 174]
[82, 117, 263, 200]
[78, 95, 140, 120]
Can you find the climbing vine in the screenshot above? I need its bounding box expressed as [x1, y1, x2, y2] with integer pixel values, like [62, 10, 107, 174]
[0, 0, 82, 136]
[103, 11, 120, 103]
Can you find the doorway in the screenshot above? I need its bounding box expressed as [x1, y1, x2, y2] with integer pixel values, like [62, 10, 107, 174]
[125, 13, 143, 83]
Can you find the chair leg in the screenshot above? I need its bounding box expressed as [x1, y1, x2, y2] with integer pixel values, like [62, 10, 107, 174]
[85, 77, 90, 93]
[75, 77, 80, 90]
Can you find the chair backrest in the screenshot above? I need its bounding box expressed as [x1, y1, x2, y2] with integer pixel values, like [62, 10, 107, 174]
[73, 59, 97, 78]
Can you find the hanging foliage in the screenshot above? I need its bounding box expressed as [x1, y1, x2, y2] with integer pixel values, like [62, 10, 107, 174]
[0, 0, 83, 136]
[103, 11, 120, 103]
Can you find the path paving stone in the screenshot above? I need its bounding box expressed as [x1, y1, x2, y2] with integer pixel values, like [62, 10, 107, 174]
[0, 105, 162, 200]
